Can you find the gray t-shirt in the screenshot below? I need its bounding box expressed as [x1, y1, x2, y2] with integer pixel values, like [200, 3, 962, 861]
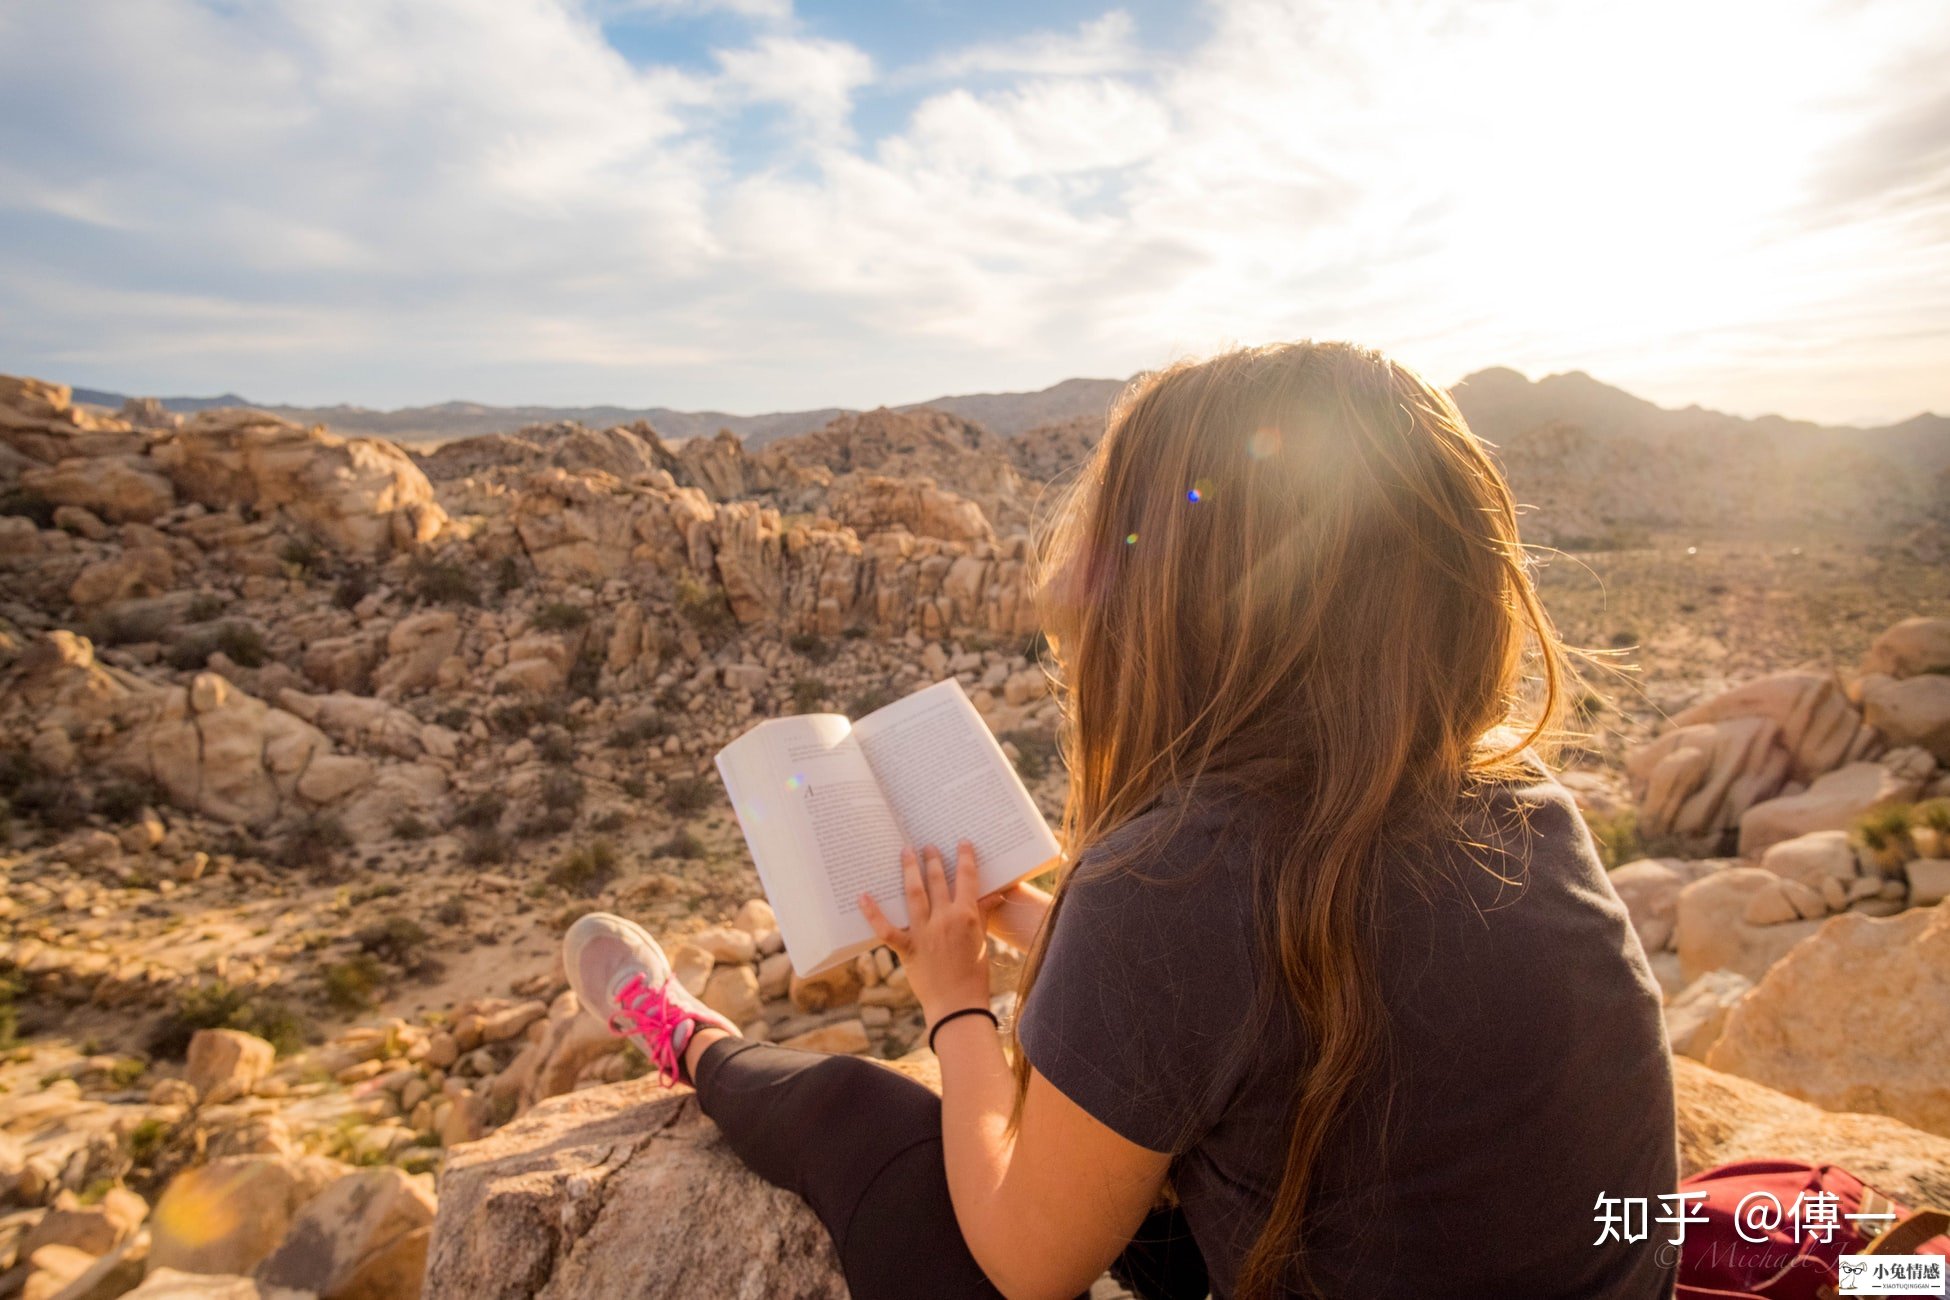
[1017, 771, 1677, 1298]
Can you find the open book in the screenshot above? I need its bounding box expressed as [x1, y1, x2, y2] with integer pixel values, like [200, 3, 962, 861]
[714, 678, 1060, 976]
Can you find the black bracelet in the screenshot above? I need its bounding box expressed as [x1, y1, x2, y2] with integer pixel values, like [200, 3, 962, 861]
[927, 1006, 999, 1054]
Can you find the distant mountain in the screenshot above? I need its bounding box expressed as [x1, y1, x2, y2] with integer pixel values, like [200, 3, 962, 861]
[66, 376, 1130, 447]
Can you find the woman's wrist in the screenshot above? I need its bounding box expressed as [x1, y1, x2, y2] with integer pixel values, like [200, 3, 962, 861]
[928, 1004, 999, 1054]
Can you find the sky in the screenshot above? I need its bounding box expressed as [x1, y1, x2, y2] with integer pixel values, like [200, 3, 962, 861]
[0, 0, 1945, 425]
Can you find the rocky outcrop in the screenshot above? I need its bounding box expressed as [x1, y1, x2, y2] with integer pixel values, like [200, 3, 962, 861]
[1706, 901, 1950, 1137]
[151, 409, 446, 558]
[1738, 747, 1936, 857]
[1625, 671, 1879, 848]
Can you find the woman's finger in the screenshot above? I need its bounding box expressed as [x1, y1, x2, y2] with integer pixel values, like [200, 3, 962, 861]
[901, 847, 930, 926]
[859, 893, 910, 954]
[953, 840, 978, 905]
[923, 845, 952, 912]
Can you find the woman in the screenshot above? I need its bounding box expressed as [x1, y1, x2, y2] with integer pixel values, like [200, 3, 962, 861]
[565, 341, 1677, 1298]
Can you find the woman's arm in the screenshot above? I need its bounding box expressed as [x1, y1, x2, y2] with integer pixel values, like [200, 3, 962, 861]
[863, 845, 1170, 1300]
[984, 880, 1052, 954]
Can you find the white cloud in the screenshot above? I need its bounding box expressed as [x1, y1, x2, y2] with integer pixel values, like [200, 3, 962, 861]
[0, 0, 1945, 420]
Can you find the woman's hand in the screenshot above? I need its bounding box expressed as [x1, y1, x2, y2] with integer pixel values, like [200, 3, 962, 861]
[859, 842, 1000, 1024]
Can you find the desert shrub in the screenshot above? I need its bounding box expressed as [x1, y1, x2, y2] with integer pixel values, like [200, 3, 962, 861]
[356, 916, 430, 966]
[125, 1117, 169, 1165]
[541, 770, 584, 812]
[150, 981, 311, 1058]
[450, 792, 502, 831]
[610, 712, 669, 748]
[410, 556, 480, 606]
[663, 776, 712, 817]
[95, 779, 159, 824]
[462, 829, 511, 865]
[536, 731, 575, 765]
[789, 632, 834, 664]
[11, 777, 90, 830]
[549, 839, 618, 895]
[391, 814, 431, 841]
[489, 699, 545, 737]
[277, 811, 352, 870]
[674, 576, 732, 634]
[791, 677, 829, 713]
[186, 592, 227, 622]
[1914, 799, 1950, 834]
[0, 489, 56, 528]
[591, 810, 627, 834]
[999, 729, 1061, 782]
[533, 602, 590, 631]
[655, 683, 686, 710]
[433, 898, 467, 926]
[654, 828, 705, 860]
[0, 800, 12, 844]
[495, 554, 524, 595]
[517, 808, 577, 839]
[279, 535, 321, 573]
[0, 750, 34, 797]
[1582, 807, 1644, 870]
[0, 970, 20, 1050]
[321, 955, 386, 1012]
[1855, 804, 1915, 860]
[567, 647, 603, 700]
[434, 706, 471, 731]
[841, 625, 868, 640]
[332, 569, 370, 611]
[619, 776, 648, 799]
[848, 685, 897, 717]
[168, 621, 267, 671]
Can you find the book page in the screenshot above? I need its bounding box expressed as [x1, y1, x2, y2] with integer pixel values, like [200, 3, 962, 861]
[852, 679, 1060, 898]
[715, 714, 906, 974]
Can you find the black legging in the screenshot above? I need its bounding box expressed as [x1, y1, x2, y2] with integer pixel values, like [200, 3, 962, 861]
[695, 1038, 1212, 1300]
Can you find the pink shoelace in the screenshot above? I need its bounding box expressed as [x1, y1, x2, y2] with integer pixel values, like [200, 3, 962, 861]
[605, 972, 691, 1087]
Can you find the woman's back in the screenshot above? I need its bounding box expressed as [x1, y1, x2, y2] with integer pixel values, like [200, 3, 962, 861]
[1017, 768, 1677, 1298]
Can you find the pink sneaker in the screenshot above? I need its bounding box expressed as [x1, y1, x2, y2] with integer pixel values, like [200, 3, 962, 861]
[563, 913, 739, 1086]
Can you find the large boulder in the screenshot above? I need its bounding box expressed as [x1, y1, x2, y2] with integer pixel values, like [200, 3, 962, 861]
[1664, 970, 1752, 1060]
[21, 456, 175, 523]
[1707, 901, 1950, 1137]
[1860, 672, 1950, 764]
[1738, 748, 1936, 857]
[1610, 857, 1727, 954]
[1625, 672, 1879, 845]
[147, 1155, 349, 1276]
[254, 1167, 435, 1300]
[152, 410, 445, 558]
[185, 1029, 275, 1105]
[1673, 867, 1823, 983]
[1860, 617, 1950, 680]
[1674, 1058, 1950, 1205]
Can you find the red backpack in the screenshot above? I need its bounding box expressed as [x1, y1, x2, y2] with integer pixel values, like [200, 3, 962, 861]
[1677, 1161, 1949, 1299]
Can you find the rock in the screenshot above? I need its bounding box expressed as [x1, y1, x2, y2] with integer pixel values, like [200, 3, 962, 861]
[1665, 970, 1752, 1060]
[185, 1029, 276, 1105]
[1860, 617, 1950, 680]
[1609, 858, 1683, 953]
[1758, 830, 1859, 893]
[148, 1156, 347, 1276]
[789, 963, 862, 1014]
[1625, 671, 1878, 844]
[478, 1001, 548, 1044]
[1861, 672, 1950, 763]
[778, 1020, 871, 1055]
[691, 927, 755, 966]
[121, 1269, 288, 1298]
[22, 1244, 96, 1300]
[731, 899, 775, 938]
[701, 966, 761, 1026]
[372, 613, 461, 700]
[1674, 1057, 1950, 1206]
[152, 410, 446, 558]
[757, 953, 793, 1001]
[1908, 859, 1950, 908]
[22, 456, 176, 524]
[1738, 751, 1933, 857]
[667, 944, 713, 998]
[1707, 901, 1950, 1136]
[46, 1227, 148, 1300]
[255, 1167, 435, 1300]
[21, 1187, 146, 1257]
[1673, 867, 1824, 983]
[425, 1084, 849, 1300]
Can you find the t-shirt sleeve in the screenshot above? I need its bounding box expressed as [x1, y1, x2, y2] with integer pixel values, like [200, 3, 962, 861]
[1015, 830, 1260, 1155]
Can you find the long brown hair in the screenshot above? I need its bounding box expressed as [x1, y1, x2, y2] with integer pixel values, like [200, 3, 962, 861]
[1011, 341, 1575, 1297]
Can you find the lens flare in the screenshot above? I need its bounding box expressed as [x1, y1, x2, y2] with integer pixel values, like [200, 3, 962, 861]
[785, 773, 805, 790]
[1125, 533, 1138, 545]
